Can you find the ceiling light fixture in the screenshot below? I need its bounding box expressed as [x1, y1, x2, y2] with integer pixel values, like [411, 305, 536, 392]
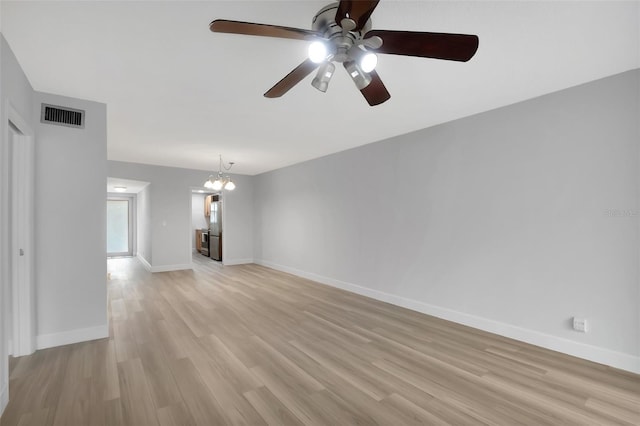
[210, 3, 479, 107]
[359, 52, 377, 73]
[308, 41, 329, 63]
[204, 154, 236, 191]
[344, 61, 371, 90]
[348, 46, 378, 73]
[113, 186, 127, 192]
[311, 62, 336, 92]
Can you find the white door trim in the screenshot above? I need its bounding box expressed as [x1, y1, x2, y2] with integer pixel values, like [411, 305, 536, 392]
[106, 195, 135, 257]
[8, 103, 36, 357]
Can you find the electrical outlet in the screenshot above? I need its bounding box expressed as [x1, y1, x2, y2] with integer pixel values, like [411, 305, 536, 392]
[573, 317, 588, 333]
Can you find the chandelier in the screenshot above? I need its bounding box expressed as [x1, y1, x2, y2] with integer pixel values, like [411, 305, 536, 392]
[204, 155, 236, 191]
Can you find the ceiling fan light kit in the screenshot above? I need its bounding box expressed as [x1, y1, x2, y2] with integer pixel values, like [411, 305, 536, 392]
[358, 51, 378, 73]
[210, 1, 479, 106]
[308, 41, 330, 64]
[344, 60, 371, 90]
[312, 62, 336, 92]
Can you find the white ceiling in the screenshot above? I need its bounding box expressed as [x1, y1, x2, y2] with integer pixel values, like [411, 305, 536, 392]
[107, 177, 149, 194]
[2, 1, 639, 175]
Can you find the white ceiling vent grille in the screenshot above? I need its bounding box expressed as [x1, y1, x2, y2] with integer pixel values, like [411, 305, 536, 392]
[40, 103, 85, 129]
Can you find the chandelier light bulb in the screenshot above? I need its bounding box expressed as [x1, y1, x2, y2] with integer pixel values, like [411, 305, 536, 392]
[308, 41, 328, 64]
[224, 180, 236, 191]
[212, 179, 223, 191]
[204, 176, 215, 189]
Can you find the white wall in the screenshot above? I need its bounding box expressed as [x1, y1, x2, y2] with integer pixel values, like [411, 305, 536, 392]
[224, 180, 254, 265]
[0, 33, 34, 416]
[1, 35, 108, 416]
[191, 193, 208, 250]
[33, 91, 108, 347]
[137, 184, 152, 266]
[254, 70, 640, 373]
[108, 161, 254, 269]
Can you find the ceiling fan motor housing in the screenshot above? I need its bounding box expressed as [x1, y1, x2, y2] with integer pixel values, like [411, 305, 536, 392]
[312, 2, 373, 63]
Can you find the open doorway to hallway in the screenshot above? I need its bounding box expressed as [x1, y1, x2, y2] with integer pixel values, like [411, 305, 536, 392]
[106, 197, 134, 257]
[106, 178, 149, 259]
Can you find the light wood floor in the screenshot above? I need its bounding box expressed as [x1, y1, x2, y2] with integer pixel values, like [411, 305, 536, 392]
[1, 255, 639, 425]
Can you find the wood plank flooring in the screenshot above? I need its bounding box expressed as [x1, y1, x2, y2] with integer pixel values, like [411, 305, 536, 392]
[2, 255, 639, 425]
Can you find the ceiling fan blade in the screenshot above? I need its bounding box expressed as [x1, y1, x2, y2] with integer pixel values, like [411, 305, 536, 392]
[335, 1, 380, 31]
[264, 59, 319, 98]
[352, 67, 390, 106]
[210, 19, 321, 41]
[366, 30, 479, 62]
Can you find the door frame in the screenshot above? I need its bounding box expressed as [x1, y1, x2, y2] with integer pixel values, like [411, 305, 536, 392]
[107, 196, 135, 257]
[188, 188, 223, 265]
[7, 103, 36, 357]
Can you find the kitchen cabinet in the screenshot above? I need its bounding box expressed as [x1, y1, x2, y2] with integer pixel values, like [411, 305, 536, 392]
[195, 229, 202, 252]
[204, 195, 212, 217]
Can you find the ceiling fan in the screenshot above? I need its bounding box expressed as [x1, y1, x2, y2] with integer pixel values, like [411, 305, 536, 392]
[210, 1, 479, 106]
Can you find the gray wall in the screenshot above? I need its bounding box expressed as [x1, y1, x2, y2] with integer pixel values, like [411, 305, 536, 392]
[0, 33, 34, 415]
[1, 35, 109, 416]
[33, 91, 108, 343]
[254, 70, 640, 372]
[137, 184, 152, 264]
[108, 161, 254, 268]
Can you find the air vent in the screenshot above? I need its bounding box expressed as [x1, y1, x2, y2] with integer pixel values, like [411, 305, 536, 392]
[40, 103, 85, 129]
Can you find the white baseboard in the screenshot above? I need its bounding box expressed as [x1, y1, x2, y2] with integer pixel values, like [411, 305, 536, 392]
[223, 258, 254, 266]
[255, 259, 640, 375]
[137, 254, 152, 271]
[36, 324, 109, 350]
[135, 255, 191, 273]
[0, 382, 8, 418]
[150, 263, 192, 273]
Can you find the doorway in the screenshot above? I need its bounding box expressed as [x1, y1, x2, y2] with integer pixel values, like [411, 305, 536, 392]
[190, 189, 222, 262]
[107, 197, 134, 257]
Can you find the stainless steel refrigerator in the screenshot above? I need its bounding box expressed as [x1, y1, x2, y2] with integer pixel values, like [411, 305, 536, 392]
[209, 195, 222, 261]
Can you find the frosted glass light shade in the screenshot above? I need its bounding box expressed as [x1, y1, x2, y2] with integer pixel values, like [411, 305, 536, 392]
[212, 179, 223, 190]
[345, 61, 371, 90]
[204, 175, 215, 189]
[308, 41, 328, 63]
[312, 62, 336, 93]
[360, 52, 377, 73]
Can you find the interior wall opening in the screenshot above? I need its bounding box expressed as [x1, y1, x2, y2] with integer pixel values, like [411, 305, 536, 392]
[106, 197, 134, 257]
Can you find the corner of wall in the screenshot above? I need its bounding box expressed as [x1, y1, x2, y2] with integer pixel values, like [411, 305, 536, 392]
[137, 253, 152, 272]
[149, 263, 192, 273]
[223, 258, 254, 266]
[36, 324, 108, 350]
[0, 381, 8, 418]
